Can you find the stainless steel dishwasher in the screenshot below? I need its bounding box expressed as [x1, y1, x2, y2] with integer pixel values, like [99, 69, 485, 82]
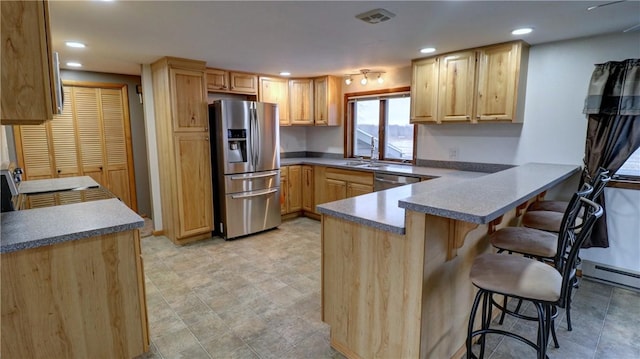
[374, 173, 421, 191]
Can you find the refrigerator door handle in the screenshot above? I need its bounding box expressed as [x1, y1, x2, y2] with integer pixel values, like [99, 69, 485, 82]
[230, 171, 278, 180]
[230, 188, 278, 199]
[252, 107, 259, 167]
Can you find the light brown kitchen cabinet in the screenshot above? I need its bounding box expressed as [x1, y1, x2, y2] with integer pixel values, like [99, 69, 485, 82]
[13, 84, 138, 211]
[475, 42, 527, 122]
[410, 57, 439, 123]
[289, 79, 314, 125]
[438, 50, 477, 122]
[151, 56, 213, 244]
[314, 76, 341, 126]
[206, 68, 258, 95]
[410, 41, 528, 124]
[259, 76, 290, 126]
[174, 133, 213, 238]
[171, 67, 209, 131]
[319, 167, 374, 204]
[302, 165, 315, 213]
[1, 230, 149, 358]
[1, 0, 60, 125]
[287, 165, 302, 212]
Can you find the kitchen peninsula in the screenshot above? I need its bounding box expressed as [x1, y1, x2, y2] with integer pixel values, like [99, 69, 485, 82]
[0, 177, 149, 358]
[317, 163, 579, 359]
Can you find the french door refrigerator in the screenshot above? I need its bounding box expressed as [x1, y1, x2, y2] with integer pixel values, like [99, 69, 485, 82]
[209, 100, 281, 239]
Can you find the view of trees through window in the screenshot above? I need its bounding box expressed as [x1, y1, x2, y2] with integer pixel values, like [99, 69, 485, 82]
[352, 95, 413, 161]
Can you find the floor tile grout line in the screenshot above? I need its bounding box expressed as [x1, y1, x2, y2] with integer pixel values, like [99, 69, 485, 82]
[591, 286, 613, 359]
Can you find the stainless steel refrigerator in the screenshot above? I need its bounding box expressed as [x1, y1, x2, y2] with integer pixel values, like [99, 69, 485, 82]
[209, 100, 281, 239]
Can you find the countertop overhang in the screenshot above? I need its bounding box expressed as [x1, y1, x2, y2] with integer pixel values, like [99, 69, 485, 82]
[316, 162, 580, 233]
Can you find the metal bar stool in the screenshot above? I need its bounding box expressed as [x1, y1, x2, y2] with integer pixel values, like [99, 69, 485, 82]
[466, 197, 603, 359]
[527, 168, 608, 213]
[489, 183, 593, 338]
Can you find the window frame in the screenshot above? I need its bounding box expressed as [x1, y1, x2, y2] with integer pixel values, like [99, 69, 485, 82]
[343, 86, 416, 163]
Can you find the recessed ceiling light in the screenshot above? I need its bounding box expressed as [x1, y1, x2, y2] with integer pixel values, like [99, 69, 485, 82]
[65, 41, 86, 48]
[511, 28, 533, 35]
[280, 71, 291, 76]
[66, 62, 82, 68]
[420, 47, 436, 54]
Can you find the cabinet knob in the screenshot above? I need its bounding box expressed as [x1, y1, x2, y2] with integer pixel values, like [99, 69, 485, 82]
[205, 137, 209, 141]
[204, 127, 208, 132]
[57, 169, 61, 174]
[99, 166, 103, 171]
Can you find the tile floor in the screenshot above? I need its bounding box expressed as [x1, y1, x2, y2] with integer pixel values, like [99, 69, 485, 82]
[137, 217, 639, 359]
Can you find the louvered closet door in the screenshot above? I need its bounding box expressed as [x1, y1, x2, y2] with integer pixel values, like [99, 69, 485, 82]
[100, 88, 135, 209]
[73, 87, 106, 186]
[16, 125, 54, 180]
[50, 87, 80, 177]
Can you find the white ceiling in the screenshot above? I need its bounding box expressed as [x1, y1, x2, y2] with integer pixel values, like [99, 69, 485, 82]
[49, 1, 640, 77]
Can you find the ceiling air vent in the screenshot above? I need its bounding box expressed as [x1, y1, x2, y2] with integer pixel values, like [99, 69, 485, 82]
[355, 8, 396, 24]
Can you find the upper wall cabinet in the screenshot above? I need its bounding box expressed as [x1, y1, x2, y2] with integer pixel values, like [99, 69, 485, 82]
[1, 0, 59, 125]
[206, 68, 258, 95]
[259, 76, 290, 126]
[314, 76, 341, 126]
[410, 41, 529, 124]
[289, 79, 314, 125]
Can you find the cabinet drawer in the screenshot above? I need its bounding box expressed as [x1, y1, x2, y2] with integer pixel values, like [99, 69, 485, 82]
[325, 168, 374, 186]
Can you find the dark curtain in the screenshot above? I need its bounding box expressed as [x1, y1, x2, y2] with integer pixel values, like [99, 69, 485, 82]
[582, 58, 640, 248]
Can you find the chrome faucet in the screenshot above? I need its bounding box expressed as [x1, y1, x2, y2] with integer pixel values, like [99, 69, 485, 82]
[370, 137, 378, 164]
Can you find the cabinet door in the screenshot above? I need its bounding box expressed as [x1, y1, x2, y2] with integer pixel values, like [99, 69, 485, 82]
[289, 79, 314, 125]
[324, 178, 347, 202]
[174, 133, 213, 238]
[206, 69, 228, 92]
[302, 165, 314, 212]
[476, 42, 520, 122]
[259, 77, 289, 126]
[14, 124, 54, 180]
[280, 166, 289, 214]
[49, 87, 80, 178]
[73, 87, 106, 185]
[1, 0, 56, 125]
[101, 88, 136, 210]
[438, 51, 476, 122]
[347, 182, 373, 198]
[314, 76, 340, 126]
[170, 68, 208, 131]
[229, 72, 258, 94]
[410, 57, 439, 123]
[287, 165, 302, 212]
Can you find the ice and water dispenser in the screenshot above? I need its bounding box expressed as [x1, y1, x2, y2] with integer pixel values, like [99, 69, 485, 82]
[227, 129, 247, 163]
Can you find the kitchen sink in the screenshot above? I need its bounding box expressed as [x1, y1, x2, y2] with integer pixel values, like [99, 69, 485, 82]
[344, 161, 385, 168]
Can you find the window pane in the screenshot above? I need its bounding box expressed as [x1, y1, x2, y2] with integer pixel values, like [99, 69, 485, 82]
[353, 100, 379, 158]
[384, 97, 413, 160]
[615, 146, 640, 178]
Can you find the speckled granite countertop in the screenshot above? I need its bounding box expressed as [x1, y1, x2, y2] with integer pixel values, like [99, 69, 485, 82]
[316, 163, 579, 233]
[1, 199, 144, 253]
[281, 157, 479, 178]
[18, 176, 100, 194]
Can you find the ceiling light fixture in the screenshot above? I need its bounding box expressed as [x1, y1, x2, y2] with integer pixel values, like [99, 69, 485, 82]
[420, 47, 436, 54]
[66, 62, 82, 68]
[279, 71, 291, 76]
[65, 41, 86, 48]
[344, 69, 386, 86]
[511, 27, 533, 35]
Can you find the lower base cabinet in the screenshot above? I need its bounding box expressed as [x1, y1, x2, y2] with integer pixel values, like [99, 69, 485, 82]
[1, 230, 149, 358]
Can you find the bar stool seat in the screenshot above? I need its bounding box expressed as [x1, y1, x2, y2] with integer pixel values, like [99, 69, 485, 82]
[522, 211, 565, 233]
[489, 227, 557, 258]
[527, 200, 568, 213]
[471, 254, 562, 302]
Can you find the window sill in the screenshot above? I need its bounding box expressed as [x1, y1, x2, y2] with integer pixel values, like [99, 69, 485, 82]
[608, 178, 640, 190]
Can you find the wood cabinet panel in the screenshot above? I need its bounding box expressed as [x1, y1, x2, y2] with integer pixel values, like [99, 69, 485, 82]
[206, 68, 227, 92]
[49, 87, 79, 177]
[410, 57, 439, 123]
[259, 77, 289, 126]
[289, 79, 314, 125]
[438, 50, 476, 122]
[325, 178, 348, 203]
[1, 0, 57, 125]
[476, 42, 521, 121]
[347, 182, 373, 197]
[14, 125, 53, 179]
[313, 76, 341, 126]
[0, 230, 148, 358]
[280, 166, 289, 214]
[287, 165, 302, 212]
[74, 87, 104, 183]
[170, 68, 208, 131]
[229, 72, 258, 94]
[302, 165, 315, 213]
[174, 133, 213, 238]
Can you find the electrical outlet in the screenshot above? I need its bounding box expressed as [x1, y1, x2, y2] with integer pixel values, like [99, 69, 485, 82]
[448, 148, 459, 160]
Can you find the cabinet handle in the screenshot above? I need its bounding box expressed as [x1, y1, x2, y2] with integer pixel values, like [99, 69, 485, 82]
[205, 137, 209, 141]
[204, 127, 208, 132]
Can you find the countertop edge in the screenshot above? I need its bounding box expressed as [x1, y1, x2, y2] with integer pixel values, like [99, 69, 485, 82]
[316, 206, 405, 235]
